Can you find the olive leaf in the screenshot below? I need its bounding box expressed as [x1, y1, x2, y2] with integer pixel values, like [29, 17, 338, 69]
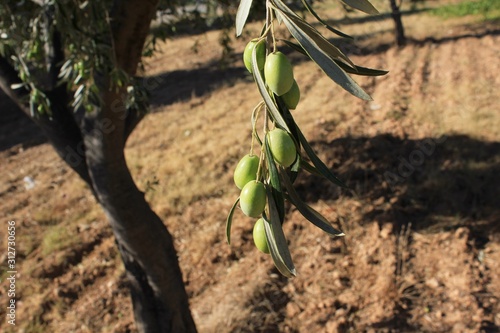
[236, 0, 253, 37]
[280, 168, 345, 237]
[226, 197, 240, 244]
[298, 129, 348, 188]
[298, 158, 323, 177]
[264, 186, 296, 277]
[280, 39, 388, 77]
[265, 134, 286, 222]
[272, 0, 355, 68]
[339, 0, 379, 15]
[251, 40, 290, 132]
[287, 156, 302, 184]
[274, 92, 300, 146]
[272, 0, 372, 100]
[283, 20, 371, 99]
[300, 0, 353, 39]
[335, 61, 389, 76]
[273, 97, 302, 184]
[287, 115, 349, 189]
[280, 38, 308, 55]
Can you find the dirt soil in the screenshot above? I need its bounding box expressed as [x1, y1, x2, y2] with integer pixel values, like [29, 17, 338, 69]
[1, 1, 499, 332]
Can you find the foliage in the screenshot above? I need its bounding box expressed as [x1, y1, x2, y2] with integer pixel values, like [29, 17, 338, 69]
[227, 0, 387, 277]
[0, 0, 313, 113]
[0, 0, 150, 116]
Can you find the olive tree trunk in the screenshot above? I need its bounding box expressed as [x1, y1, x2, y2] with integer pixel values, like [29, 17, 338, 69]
[0, 0, 198, 332]
[81, 88, 197, 332]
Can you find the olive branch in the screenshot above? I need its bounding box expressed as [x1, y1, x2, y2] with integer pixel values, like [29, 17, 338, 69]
[227, 0, 387, 277]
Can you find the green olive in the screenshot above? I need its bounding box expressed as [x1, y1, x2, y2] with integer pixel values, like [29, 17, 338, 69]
[281, 80, 300, 110]
[253, 218, 270, 254]
[240, 180, 266, 218]
[243, 40, 266, 73]
[233, 154, 260, 189]
[267, 128, 297, 167]
[264, 51, 294, 96]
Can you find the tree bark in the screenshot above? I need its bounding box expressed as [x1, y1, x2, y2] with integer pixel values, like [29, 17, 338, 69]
[389, 0, 406, 46]
[82, 90, 197, 332]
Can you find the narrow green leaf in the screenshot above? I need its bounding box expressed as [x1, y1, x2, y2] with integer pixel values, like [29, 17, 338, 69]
[274, 98, 302, 185]
[290, 118, 349, 189]
[252, 41, 290, 131]
[226, 197, 240, 245]
[10, 83, 26, 90]
[300, 0, 353, 39]
[340, 0, 379, 15]
[335, 61, 389, 76]
[264, 187, 296, 277]
[60, 59, 72, 73]
[280, 39, 388, 77]
[288, 155, 302, 184]
[263, 217, 295, 278]
[74, 84, 85, 99]
[277, 97, 301, 149]
[280, 39, 308, 56]
[236, 0, 253, 37]
[275, 6, 372, 100]
[300, 158, 324, 177]
[280, 169, 345, 236]
[274, 7, 284, 25]
[272, 0, 354, 67]
[265, 135, 285, 222]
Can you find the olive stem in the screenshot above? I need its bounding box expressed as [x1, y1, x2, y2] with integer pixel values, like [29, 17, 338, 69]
[256, 148, 266, 182]
[259, 24, 273, 40]
[250, 101, 264, 156]
[256, 105, 270, 182]
[269, 11, 277, 53]
[265, 1, 276, 54]
[263, 105, 269, 133]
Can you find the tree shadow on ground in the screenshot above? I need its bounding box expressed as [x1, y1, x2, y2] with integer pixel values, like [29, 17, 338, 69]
[148, 60, 249, 108]
[295, 134, 500, 242]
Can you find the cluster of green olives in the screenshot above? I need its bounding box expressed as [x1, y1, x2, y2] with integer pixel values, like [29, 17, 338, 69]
[233, 128, 297, 254]
[229, 0, 382, 276]
[231, 39, 305, 254]
[243, 39, 301, 110]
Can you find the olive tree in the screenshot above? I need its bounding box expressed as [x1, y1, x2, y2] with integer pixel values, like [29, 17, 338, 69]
[0, 0, 384, 332]
[0, 1, 196, 332]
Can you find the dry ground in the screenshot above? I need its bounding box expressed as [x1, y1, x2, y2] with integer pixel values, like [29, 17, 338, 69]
[1, 1, 499, 332]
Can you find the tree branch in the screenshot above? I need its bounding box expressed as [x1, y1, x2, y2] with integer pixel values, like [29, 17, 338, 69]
[43, 7, 65, 89]
[110, 0, 159, 75]
[0, 55, 95, 190]
[94, 0, 160, 144]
